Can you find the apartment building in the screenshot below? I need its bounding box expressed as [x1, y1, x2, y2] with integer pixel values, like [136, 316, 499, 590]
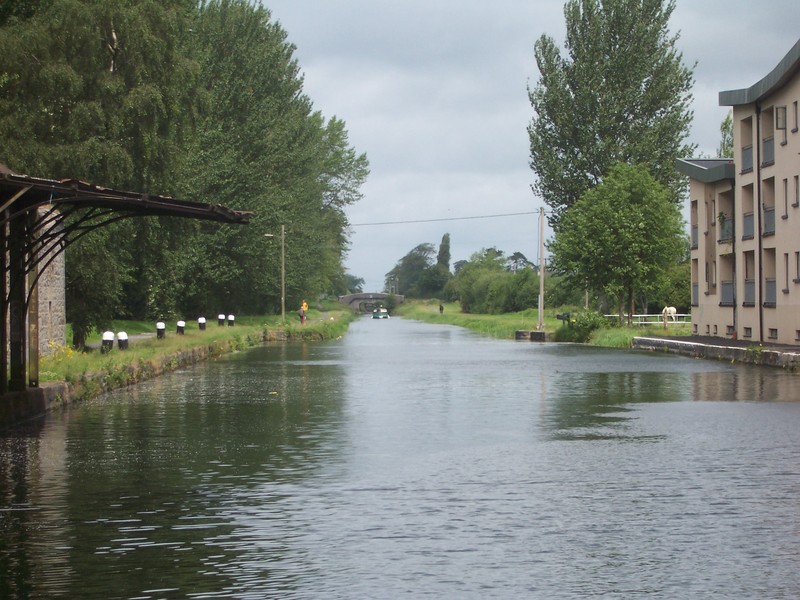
[677, 39, 800, 345]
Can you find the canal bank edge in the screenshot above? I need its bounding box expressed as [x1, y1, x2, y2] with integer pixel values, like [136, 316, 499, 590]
[0, 314, 356, 430]
[633, 336, 800, 370]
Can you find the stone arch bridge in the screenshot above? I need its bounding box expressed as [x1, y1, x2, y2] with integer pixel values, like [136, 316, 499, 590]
[338, 292, 404, 312]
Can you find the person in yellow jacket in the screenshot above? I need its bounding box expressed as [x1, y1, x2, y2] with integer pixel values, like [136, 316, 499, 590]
[299, 299, 309, 324]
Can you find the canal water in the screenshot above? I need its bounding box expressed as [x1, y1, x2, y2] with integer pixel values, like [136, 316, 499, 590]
[2, 316, 800, 598]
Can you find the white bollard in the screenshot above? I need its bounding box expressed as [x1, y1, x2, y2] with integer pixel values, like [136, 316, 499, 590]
[101, 331, 114, 353]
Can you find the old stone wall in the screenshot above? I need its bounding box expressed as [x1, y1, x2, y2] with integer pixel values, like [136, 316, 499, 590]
[36, 247, 66, 354]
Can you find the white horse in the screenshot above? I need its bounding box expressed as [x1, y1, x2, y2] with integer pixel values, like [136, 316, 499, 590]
[661, 306, 677, 325]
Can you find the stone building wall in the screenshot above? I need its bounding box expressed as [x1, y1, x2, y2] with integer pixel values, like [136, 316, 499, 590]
[36, 247, 66, 354]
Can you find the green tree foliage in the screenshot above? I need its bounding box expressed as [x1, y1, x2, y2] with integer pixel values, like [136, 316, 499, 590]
[444, 248, 539, 314]
[0, 0, 198, 331]
[65, 228, 134, 349]
[386, 235, 452, 298]
[436, 233, 451, 270]
[385, 243, 436, 297]
[718, 111, 734, 158]
[344, 274, 365, 294]
[547, 163, 685, 324]
[177, 0, 368, 315]
[0, 0, 368, 336]
[528, 0, 695, 229]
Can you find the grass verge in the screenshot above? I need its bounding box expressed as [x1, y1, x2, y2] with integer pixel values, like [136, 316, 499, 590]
[395, 299, 560, 338]
[395, 299, 691, 347]
[39, 307, 357, 403]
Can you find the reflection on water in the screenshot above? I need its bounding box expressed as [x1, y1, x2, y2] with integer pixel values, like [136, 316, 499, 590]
[2, 317, 800, 598]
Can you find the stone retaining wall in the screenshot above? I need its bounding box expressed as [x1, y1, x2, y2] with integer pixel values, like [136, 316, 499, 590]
[632, 337, 800, 370]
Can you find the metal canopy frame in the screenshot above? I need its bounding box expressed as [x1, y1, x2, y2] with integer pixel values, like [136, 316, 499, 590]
[0, 168, 252, 393]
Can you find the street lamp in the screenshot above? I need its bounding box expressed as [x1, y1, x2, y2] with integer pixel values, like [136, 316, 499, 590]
[264, 224, 285, 321]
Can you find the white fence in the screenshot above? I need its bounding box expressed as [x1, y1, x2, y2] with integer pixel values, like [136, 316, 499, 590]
[604, 313, 691, 326]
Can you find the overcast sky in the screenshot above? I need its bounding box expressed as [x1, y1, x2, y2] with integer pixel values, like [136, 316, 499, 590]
[263, 1, 800, 293]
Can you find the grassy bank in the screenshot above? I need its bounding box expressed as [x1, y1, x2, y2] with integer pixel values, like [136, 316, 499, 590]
[394, 299, 690, 347]
[39, 306, 356, 402]
[394, 299, 559, 337]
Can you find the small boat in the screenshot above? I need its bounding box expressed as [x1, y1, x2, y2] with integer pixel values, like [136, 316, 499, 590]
[372, 307, 390, 319]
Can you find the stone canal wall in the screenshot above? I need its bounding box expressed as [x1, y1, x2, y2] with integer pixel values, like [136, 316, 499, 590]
[632, 336, 800, 370]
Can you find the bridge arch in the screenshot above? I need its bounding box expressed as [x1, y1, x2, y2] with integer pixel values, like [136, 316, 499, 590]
[338, 292, 405, 312]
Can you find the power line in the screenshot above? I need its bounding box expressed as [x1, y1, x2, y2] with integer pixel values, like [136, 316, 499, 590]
[350, 211, 540, 227]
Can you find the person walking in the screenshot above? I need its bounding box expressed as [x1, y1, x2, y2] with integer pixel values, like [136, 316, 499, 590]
[299, 299, 309, 325]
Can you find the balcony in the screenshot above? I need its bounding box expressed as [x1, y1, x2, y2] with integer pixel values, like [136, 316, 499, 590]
[741, 145, 753, 172]
[763, 206, 775, 236]
[742, 211, 755, 239]
[720, 280, 735, 306]
[762, 137, 774, 166]
[764, 278, 777, 307]
[744, 279, 756, 306]
[718, 217, 733, 242]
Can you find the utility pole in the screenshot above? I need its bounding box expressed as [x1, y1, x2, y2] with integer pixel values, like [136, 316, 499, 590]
[280, 224, 285, 322]
[265, 225, 286, 322]
[537, 207, 545, 330]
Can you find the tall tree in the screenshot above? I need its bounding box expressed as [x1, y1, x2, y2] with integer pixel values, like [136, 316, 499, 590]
[528, 0, 695, 229]
[436, 233, 451, 270]
[385, 243, 436, 297]
[178, 0, 368, 315]
[0, 0, 368, 331]
[0, 0, 198, 332]
[547, 162, 685, 324]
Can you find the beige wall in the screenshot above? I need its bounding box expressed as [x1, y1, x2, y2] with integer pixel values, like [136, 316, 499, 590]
[691, 67, 800, 344]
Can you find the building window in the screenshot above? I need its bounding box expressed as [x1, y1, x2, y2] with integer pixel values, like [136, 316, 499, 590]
[784, 253, 790, 293]
[726, 325, 735, 336]
[795, 252, 800, 283]
[776, 105, 788, 145]
[706, 324, 710, 335]
[744, 327, 752, 338]
[713, 325, 718, 335]
[693, 324, 698, 334]
[793, 101, 799, 133]
[795, 176, 800, 208]
[796, 330, 800, 341]
[783, 178, 789, 218]
[769, 328, 778, 340]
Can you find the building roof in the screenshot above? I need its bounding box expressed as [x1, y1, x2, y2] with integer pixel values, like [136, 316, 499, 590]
[675, 158, 735, 183]
[0, 166, 253, 224]
[719, 38, 800, 106]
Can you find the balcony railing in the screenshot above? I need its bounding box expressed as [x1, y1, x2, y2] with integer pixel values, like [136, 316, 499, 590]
[744, 279, 756, 305]
[691, 224, 698, 249]
[718, 218, 733, 242]
[763, 206, 775, 235]
[765, 278, 777, 306]
[742, 211, 755, 239]
[720, 280, 735, 305]
[742, 145, 753, 172]
[762, 137, 774, 165]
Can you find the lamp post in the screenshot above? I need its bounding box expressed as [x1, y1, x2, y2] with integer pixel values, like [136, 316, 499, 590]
[265, 224, 286, 321]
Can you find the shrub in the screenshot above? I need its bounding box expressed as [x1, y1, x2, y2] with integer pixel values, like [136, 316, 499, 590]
[551, 310, 607, 343]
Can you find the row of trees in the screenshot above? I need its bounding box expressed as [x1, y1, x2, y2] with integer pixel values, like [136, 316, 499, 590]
[528, 0, 695, 320]
[385, 235, 546, 314]
[0, 0, 368, 346]
[388, 0, 699, 320]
